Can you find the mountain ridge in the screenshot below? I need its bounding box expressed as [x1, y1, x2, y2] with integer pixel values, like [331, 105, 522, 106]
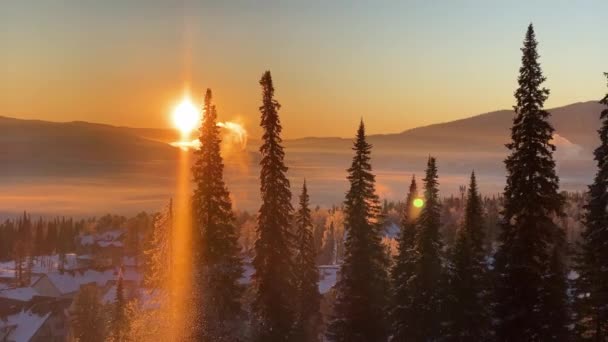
[0, 100, 603, 215]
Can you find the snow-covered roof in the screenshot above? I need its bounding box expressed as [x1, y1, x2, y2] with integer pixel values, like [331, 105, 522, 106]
[79, 235, 95, 246]
[238, 263, 255, 285]
[100, 230, 123, 241]
[37, 267, 142, 296]
[41, 270, 110, 295]
[384, 222, 400, 239]
[122, 257, 137, 267]
[79, 229, 124, 247]
[0, 254, 79, 274]
[318, 265, 339, 294]
[0, 269, 15, 279]
[0, 310, 50, 342]
[121, 268, 141, 283]
[238, 262, 339, 294]
[0, 287, 40, 302]
[97, 241, 123, 248]
[102, 285, 117, 305]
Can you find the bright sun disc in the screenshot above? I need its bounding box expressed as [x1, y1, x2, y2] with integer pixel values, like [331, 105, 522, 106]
[172, 98, 201, 136]
[413, 198, 424, 208]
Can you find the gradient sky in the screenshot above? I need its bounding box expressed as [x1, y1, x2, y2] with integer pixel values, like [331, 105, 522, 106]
[2, 1, 607, 138]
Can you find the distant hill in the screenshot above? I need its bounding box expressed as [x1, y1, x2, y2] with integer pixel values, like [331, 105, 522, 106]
[0, 116, 179, 177]
[286, 101, 603, 154]
[0, 101, 602, 216]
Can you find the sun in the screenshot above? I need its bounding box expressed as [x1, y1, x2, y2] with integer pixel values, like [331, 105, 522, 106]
[172, 97, 201, 136]
[413, 198, 424, 208]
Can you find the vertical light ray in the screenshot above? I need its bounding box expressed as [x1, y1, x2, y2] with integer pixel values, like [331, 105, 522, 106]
[170, 148, 193, 339]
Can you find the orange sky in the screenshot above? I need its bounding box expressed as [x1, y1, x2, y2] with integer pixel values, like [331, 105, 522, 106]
[1, 1, 606, 138]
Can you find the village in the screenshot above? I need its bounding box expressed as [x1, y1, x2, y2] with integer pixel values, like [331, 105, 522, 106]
[0, 224, 339, 342]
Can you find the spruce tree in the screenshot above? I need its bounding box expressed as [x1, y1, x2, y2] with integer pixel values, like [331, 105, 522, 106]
[321, 222, 336, 265]
[45, 221, 58, 255]
[293, 180, 321, 342]
[74, 285, 106, 342]
[144, 199, 173, 290]
[110, 272, 128, 342]
[14, 212, 32, 286]
[34, 219, 44, 257]
[446, 171, 489, 340]
[326, 120, 390, 341]
[252, 71, 295, 341]
[574, 73, 608, 340]
[192, 89, 244, 340]
[399, 157, 444, 340]
[493, 24, 569, 341]
[389, 175, 420, 340]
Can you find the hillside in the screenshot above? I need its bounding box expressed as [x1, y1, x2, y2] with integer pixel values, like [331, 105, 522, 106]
[0, 101, 602, 215]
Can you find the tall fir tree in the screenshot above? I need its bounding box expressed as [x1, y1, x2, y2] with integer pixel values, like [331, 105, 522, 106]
[73, 285, 106, 342]
[446, 171, 489, 340]
[293, 180, 321, 342]
[45, 221, 58, 255]
[493, 24, 569, 341]
[574, 73, 608, 340]
[34, 219, 44, 257]
[389, 175, 420, 340]
[321, 222, 336, 265]
[326, 120, 390, 341]
[192, 89, 244, 341]
[14, 212, 32, 286]
[252, 71, 295, 341]
[399, 157, 444, 340]
[144, 199, 173, 290]
[110, 271, 128, 342]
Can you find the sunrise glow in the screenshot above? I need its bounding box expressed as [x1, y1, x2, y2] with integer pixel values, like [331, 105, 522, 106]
[172, 97, 201, 136]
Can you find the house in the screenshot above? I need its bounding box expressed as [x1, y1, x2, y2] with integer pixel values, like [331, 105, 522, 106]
[31, 267, 142, 299]
[0, 298, 71, 342]
[32, 270, 110, 298]
[0, 287, 42, 314]
[0, 309, 51, 342]
[77, 230, 125, 267]
[0, 287, 39, 303]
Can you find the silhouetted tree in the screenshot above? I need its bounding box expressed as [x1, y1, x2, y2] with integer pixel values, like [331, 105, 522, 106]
[192, 89, 244, 340]
[110, 272, 128, 342]
[493, 23, 569, 341]
[14, 212, 32, 286]
[398, 157, 444, 340]
[34, 218, 44, 256]
[252, 71, 296, 341]
[144, 199, 173, 290]
[446, 171, 490, 340]
[390, 175, 420, 340]
[293, 181, 321, 342]
[74, 285, 106, 342]
[45, 221, 58, 255]
[320, 222, 336, 265]
[326, 121, 390, 341]
[574, 73, 608, 340]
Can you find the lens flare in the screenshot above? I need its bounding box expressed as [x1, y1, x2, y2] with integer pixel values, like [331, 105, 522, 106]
[413, 198, 424, 208]
[172, 97, 201, 136]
